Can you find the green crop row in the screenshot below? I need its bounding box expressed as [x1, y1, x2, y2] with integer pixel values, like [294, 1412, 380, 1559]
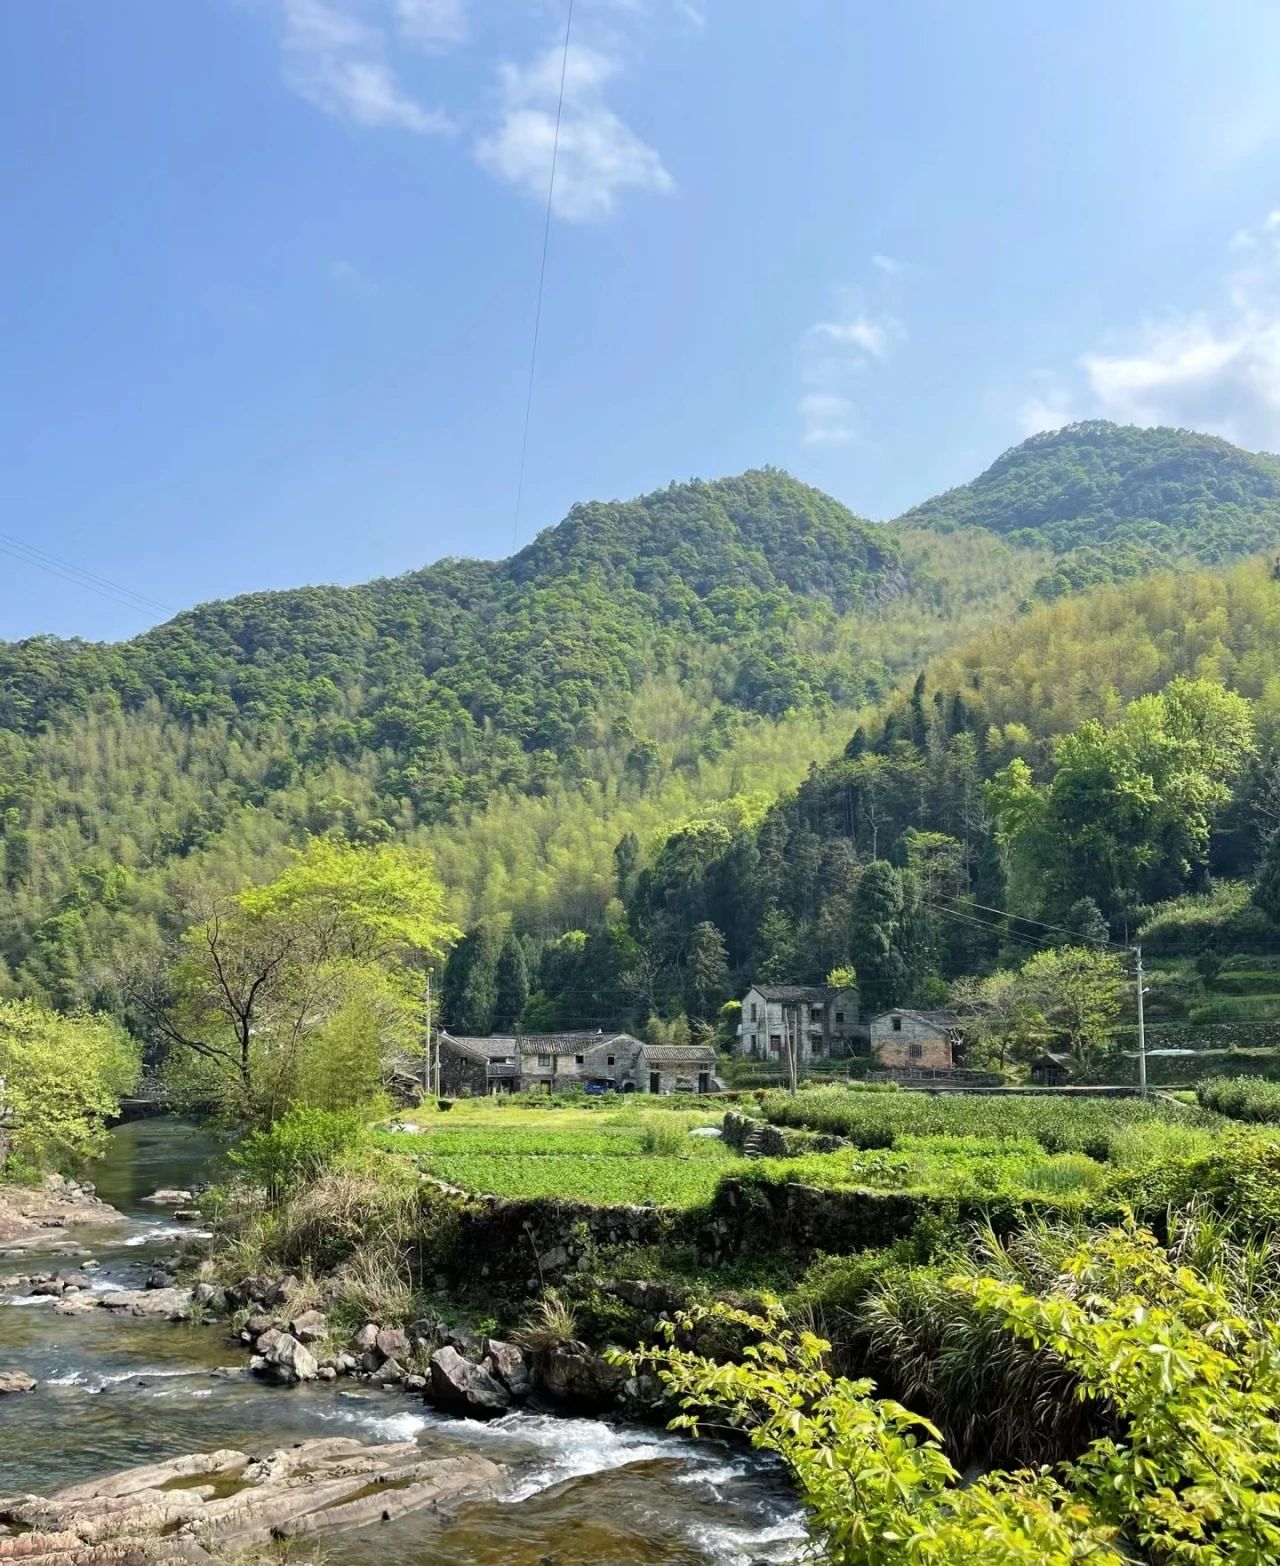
[410, 1150, 739, 1207]
[1196, 1075, 1280, 1124]
[754, 1086, 1207, 1162]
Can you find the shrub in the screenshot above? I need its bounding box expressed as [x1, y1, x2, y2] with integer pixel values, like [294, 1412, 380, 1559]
[1197, 1075, 1280, 1124]
[232, 1106, 370, 1203]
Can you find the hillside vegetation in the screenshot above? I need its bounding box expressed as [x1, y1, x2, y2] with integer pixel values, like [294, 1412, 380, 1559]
[896, 420, 1280, 599]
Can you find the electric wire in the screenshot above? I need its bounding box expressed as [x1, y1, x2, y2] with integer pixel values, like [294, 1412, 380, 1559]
[0, 535, 173, 617]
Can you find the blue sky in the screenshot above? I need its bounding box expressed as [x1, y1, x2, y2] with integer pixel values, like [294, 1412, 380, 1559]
[4, 0, 1280, 642]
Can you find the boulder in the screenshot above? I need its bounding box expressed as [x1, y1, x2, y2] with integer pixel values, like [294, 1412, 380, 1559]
[264, 1274, 301, 1307]
[227, 1275, 270, 1309]
[532, 1342, 625, 1410]
[428, 1346, 511, 1419]
[145, 1268, 176, 1290]
[98, 1287, 192, 1319]
[378, 1357, 406, 1385]
[257, 1333, 318, 1386]
[351, 1323, 381, 1354]
[140, 1189, 193, 1206]
[374, 1326, 409, 1362]
[245, 1313, 277, 1340]
[191, 1282, 226, 1313]
[0, 1370, 37, 1394]
[483, 1339, 530, 1399]
[290, 1308, 328, 1344]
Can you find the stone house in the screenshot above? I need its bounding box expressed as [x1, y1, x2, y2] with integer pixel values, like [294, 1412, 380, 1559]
[437, 1031, 719, 1097]
[869, 1009, 959, 1071]
[1029, 1050, 1070, 1087]
[736, 984, 861, 1063]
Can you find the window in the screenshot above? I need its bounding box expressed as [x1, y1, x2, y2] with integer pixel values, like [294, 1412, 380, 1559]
[574, 1054, 584, 1065]
[891, 1016, 903, 1033]
[908, 1042, 923, 1061]
[607, 1054, 615, 1066]
[769, 1034, 782, 1052]
[537, 1053, 552, 1068]
[835, 1011, 844, 1023]
[750, 1003, 758, 1022]
[810, 1003, 823, 1016]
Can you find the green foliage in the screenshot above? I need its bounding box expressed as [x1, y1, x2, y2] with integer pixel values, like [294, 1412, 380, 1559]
[624, 1205, 1280, 1564]
[232, 1105, 371, 1203]
[128, 838, 452, 1125]
[898, 419, 1280, 599]
[1196, 1075, 1280, 1124]
[0, 997, 139, 1171]
[378, 1102, 736, 1207]
[755, 1085, 1194, 1161]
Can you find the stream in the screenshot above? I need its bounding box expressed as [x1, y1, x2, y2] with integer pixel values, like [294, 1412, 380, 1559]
[0, 1119, 805, 1565]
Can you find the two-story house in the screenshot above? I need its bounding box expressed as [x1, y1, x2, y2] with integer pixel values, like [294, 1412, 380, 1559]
[736, 984, 861, 1063]
[437, 1031, 719, 1097]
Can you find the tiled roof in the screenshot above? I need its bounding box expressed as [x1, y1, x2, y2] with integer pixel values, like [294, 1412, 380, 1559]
[751, 985, 831, 1003]
[640, 1044, 718, 1065]
[872, 1009, 959, 1029]
[439, 1030, 640, 1061]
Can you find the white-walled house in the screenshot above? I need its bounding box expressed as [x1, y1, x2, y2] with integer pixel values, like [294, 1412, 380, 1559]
[736, 985, 861, 1063]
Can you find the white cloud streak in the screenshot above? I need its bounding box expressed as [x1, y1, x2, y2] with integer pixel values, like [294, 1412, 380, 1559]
[1020, 213, 1280, 450]
[393, 0, 467, 51]
[277, 0, 455, 134]
[475, 40, 674, 222]
[798, 273, 904, 445]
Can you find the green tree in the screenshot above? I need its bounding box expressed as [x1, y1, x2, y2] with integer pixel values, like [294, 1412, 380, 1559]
[950, 968, 1042, 1073]
[1253, 830, 1280, 924]
[491, 935, 530, 1032]
[685, 921, 730, 1020]
[1019, 945, 1125, 1065]
[848, 861, 909, 1012]
[125, 840, 456, 1125]
[441, 923, 504, 1036]
[0, 999, 139, 1172]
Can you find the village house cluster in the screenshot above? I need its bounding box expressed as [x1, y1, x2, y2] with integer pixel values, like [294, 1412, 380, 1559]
[436, 981, 974, 1099]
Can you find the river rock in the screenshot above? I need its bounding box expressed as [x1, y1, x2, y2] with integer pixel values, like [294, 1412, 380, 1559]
[532, 1341, 625, 1409]
[289, 1308, 328, 1344]
[259, 1332, 318, 1385]
[483, 1338, 531, 1398]
[351, 1322, 380, 1353]
[140, 1189, 193, 1206]
[0, 1370, 37, 1394]
[375, 1326, 409, 1361]
[428, 1345, 511, 1418]
[98, 1287, 192, 1320]
[191, 1282, 225, 1312]
[264, 1274, 301, 1306]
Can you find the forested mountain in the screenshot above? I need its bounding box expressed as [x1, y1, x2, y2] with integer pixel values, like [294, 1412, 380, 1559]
[895, 421, 1280, 599]
[7, 428, 1280, 1017]
[4, 469, 1026, 1002]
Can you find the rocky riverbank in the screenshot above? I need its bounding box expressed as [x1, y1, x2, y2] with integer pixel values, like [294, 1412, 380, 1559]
[0, 1176, 122, 1250]
[214, 1270, 664, 1418]
[0, 1437, 503, 1563]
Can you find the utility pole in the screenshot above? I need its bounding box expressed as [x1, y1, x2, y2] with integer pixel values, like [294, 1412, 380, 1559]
[1134, 944, 1148, 1100]
[785, 1006, 799, 1096]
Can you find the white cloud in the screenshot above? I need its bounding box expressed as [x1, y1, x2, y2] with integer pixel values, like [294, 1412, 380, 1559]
[393, 0, 466, 51]
[1017, 213, 1280, 449]
[809, 312, 899, 361]
[277, 0, 455, 133]
[475, 40, 674, 222]
[871, 253, 903, 275]
[800, 394, 859, 445]
[797, 283, 904, 447]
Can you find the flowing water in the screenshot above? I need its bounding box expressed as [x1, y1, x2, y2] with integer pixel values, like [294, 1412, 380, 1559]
[0, 1119, 805, 1565]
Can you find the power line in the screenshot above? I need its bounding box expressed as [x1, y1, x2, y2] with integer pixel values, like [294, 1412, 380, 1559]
[0, 536, 173, 619]
[920, 898, 1068, 954]
[927, 892, 1131, 953]
[511, 0, 575, 551]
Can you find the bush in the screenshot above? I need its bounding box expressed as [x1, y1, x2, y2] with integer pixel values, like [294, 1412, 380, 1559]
[232, 1106, 370, 1203]
[1197, 1075, 1280, 1124]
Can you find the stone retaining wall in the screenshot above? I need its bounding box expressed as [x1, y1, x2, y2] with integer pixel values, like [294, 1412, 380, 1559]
[438, 1193, 678, 1297]
[720, 1109, 847, 1157]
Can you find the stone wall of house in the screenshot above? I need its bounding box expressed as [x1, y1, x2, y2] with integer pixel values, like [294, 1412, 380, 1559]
[439, 1051, 487, 1098]
[873, 1014, 953, 1071]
